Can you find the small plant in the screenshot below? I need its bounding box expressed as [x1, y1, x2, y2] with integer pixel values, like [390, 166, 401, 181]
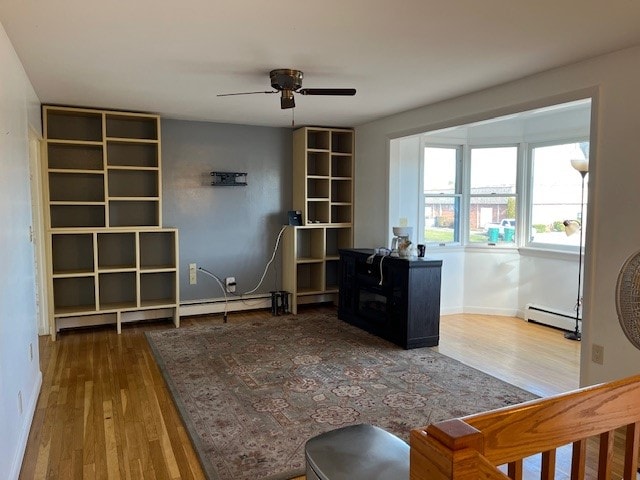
[533, 224, 547, 233]
[552, 220, 565, 232]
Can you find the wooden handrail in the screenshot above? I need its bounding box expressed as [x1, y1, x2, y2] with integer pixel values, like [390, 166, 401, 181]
[410, 374, 640, 479]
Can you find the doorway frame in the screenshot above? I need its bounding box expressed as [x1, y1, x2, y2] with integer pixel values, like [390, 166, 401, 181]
[28, 126, 48, 336]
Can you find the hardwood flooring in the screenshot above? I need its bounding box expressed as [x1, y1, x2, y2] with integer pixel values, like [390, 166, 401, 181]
[20, 309, 580, 479]
[437, 313, 581, 397]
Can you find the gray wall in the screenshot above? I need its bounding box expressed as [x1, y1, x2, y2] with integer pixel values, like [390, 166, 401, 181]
[161, 119, 292, 301]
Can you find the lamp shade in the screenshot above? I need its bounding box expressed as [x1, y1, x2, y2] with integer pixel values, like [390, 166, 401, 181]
[570, 158, 589, 173]
[563, 220, 580, 236]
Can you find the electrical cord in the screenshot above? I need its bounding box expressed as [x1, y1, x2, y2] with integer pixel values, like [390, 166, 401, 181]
[379, 255, 386, 286]
[243, 224, 287, 295]
[197, 267, 228, 322]
[197, 224, 288, 316]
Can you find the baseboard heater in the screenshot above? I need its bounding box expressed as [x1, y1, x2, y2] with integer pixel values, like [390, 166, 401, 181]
[524, 303, 581, 332]
[180, 294, 272, 317]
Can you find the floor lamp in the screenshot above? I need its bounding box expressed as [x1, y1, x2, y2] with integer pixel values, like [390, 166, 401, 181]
[563, 158, 589, 341]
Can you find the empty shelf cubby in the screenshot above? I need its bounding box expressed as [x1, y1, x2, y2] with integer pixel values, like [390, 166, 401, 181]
[296, 228, 325, 260]
[51, 233, 94, 274]
[139, 231, 176, 269]
[325, 227, 352, 257]
[306, 129, 330, 150]
[108, 200, 159, 227]
[48, 171, 105, 202]
[296, 262, 324, 294]
[106, 114, 157, 140]
[46, 109, 102, 142]
[107, 169, 159, 198]
[107, 141, 158, 168]
[331, 131, 354, 154]
[99, 272, 137, 309]
[307, 151, 331, 177]
[47, 143, 103, 170]
[140, 272, 176, 306]
[331, 179, 352, 203]
[53, 276, 96, 314]
[97, 233, 136, 270]
[50, 205, 106, 228]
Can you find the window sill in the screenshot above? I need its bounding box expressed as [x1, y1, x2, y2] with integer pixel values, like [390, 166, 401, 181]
[518, 246, 581, 261]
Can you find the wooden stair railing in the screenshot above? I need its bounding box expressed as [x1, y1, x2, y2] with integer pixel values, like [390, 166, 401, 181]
[410, 374, 640, 480]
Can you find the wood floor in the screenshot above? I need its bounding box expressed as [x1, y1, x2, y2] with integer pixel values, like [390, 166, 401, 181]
[20, 308, 581, 479]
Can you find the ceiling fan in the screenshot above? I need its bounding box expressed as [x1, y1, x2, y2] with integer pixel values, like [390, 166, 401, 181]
[217, 68, 356, 109]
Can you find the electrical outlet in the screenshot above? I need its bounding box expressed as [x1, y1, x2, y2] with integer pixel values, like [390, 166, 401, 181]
[225, 276, 236, 293]
[592, 344, 604, 365]
[189, 263, 197, 285]
[18, 391, 23, 415]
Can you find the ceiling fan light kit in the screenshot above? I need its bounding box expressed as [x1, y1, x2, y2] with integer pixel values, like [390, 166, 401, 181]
[218, 68, 356, 110]
[270, 68, 303, 91]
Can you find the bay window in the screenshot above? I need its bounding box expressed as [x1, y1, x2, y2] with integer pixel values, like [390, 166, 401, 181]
[416, 98, 590, 251]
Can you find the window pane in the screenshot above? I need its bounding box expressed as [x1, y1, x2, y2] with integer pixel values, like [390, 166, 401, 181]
[531, 142, 588, 247]
[470, 147, 518, 190]
[424, 147, 457, 194]
[470, 147, 518, 244]
[469, 197, 517, 244]
[424, 196, 460, 244]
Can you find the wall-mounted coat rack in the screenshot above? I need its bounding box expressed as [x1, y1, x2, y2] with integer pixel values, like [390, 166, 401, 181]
[210, 171, 247, 186]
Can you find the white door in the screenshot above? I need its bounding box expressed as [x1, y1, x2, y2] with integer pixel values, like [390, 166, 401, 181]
[480, 207, 493, 229]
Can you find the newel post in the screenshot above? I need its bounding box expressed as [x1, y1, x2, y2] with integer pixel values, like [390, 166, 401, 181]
[410, 419, 485, 480]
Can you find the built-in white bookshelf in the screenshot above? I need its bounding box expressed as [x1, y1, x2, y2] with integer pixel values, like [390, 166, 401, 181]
[44, 105, 179, 339]
[284, 127, 354, 313]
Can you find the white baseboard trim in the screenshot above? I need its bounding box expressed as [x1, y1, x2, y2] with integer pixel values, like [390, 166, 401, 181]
[439, 306, 520, 317]
[462, 306, 520, 317]
[440, 307, 464, 315]
[9, 370, 42, 480]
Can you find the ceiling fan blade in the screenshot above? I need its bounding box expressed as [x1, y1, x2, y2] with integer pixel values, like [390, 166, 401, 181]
[217, 91, 277, 97]
[298, 88, 356, 96]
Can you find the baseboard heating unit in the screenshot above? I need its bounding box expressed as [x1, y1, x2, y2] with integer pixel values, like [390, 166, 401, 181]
[524, 303, 581, 331]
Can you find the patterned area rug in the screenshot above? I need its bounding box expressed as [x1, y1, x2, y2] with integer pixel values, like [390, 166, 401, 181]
[146, 312, 535, 480]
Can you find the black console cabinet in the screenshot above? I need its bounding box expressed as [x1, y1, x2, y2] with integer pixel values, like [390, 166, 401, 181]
[338, 249, 442, 349]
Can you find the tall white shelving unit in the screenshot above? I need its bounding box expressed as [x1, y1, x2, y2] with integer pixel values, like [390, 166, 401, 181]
[283, 127, 354, 314]
[43, 105, 179, 339]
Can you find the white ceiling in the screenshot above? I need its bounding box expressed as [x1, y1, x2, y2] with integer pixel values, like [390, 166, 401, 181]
[1, 0, 640, 128]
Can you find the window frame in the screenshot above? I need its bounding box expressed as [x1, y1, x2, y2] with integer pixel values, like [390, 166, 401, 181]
[419, 143, 463, 247]
[466, 144, 520, 247]
[524, 137, 590, 252]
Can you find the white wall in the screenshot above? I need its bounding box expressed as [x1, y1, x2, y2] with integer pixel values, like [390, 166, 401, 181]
[463, 249, 521, 315]
[518, 250, 581, 319]
[0, 22, 42, 480]
[356, 45, 640, 387]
